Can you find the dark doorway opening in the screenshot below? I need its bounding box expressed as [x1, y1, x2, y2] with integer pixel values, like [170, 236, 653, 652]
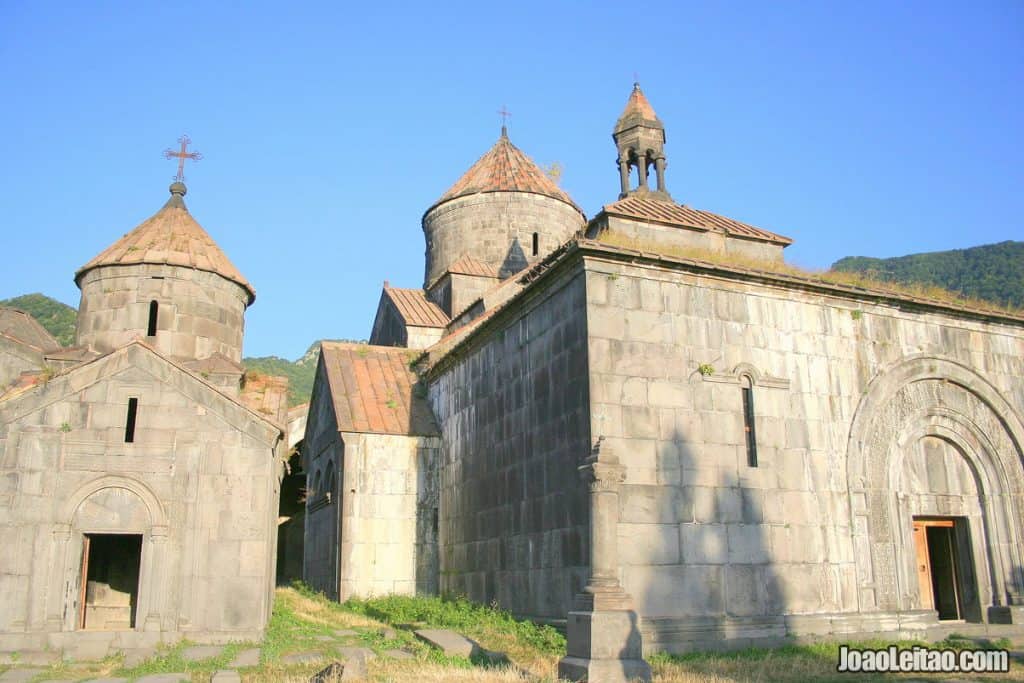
[79, 533, 143, 630]
[913, 517, 978, 621]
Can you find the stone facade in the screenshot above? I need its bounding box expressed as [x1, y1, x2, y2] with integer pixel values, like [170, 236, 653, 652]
[0, 334, 44, 388]
[0, 183, 286, 658]
[0, 343, 283, 653]
[587, 213, 785, 263]
[302, 343, 440, 601]
[303, 84, 1024, 663]
[426, 269, 591, 621]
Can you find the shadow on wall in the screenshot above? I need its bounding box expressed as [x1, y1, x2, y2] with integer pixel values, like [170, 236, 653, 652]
[501, 238, 527, 278]
[629, 429, 789, 653]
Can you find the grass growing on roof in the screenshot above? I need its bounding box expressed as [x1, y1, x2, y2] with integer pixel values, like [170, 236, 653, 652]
[593, 232, 1023, 316]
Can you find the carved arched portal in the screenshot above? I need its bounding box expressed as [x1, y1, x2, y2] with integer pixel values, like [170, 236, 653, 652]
[846, 356, 1024, 621]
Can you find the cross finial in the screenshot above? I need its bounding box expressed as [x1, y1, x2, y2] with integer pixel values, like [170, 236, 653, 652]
[498, 105, 511, 137]
[163, 134, 203, 182]
[633, 72, 640, 87]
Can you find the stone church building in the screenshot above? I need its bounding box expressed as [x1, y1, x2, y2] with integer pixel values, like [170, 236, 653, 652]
[305, 83, 1024, 668]
[0, 182, 287, 657]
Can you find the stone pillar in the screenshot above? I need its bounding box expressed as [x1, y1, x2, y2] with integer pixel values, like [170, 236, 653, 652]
[558, 439, 651, 683]
[637, 154, 648, 189]
[617, 158, 630, 197]
[654, 157, 667, 193]
[141, 526, 168, 631]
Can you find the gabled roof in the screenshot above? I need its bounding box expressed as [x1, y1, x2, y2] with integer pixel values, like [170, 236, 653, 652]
[428, 130, 583, 215]
[76, 183, 256, 304]
[602, 195, 793, 246]
[384, 286, 450, 328]
[0, 340, 283, 442]
[446, 254, 499, 279]
[183, 352, 245, 375]
[319, 342, 438, 437]
[0, 307, 59, 351]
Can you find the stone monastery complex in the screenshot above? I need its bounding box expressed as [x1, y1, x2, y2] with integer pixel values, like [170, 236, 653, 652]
[1, 84, 1023, 678]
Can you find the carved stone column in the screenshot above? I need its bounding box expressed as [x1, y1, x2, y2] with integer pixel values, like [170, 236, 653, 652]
[637, 154, 649, 188]
[558, 439, 651, 682]
[142, 526, 168, 632]
[617, 157, 630, 197]
[654, 157, 667, 193]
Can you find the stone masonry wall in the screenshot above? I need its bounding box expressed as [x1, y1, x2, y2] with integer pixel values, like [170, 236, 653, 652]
[587, 215, 785, 263]
[337, 432, 440, 600]
[428, 269, 591, 621]
[0, 336, 42, 388]
[581, 252, 1024, 651]
[0, 346, 280, 652]
[302, 359, 341, 598]
[423, 192, 584, 288]
[77, 264, 249, 362]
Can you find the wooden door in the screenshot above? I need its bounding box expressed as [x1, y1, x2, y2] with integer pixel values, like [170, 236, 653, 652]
[913, 521, 933, 610]
[78, 535, 91, 629]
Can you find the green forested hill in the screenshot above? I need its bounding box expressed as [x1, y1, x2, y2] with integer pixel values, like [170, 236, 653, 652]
[243, 339, 361, 407]
[0, 293, 78, 346]
[831, 240, 1024, 309]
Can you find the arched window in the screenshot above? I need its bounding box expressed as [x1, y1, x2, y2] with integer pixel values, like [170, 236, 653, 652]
[311, 470, 321, 500]
[324, 462, 335, 503]
[741, 375, 757, 467]
[147, 300, 158, 337]
[532, 232, 539, 256]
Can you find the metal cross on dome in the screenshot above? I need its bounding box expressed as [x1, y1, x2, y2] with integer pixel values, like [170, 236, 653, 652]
[163, 135, 203, 182]
[498, 105, 511, 127]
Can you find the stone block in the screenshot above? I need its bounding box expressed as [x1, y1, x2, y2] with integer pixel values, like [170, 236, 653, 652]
[618, 523, 680, 565]
[229, 651, 262, 663]
[0, 670, 44, 683]
[181, 645, 225, 662]
[135, 675, 189, 683]
[680, 523, 728, 564]
[414, 629, 477, 658]
[210, 671, 241, 683]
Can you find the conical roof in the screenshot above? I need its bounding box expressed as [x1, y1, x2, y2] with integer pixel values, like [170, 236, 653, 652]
[615, 82, 662, 132]
[428, 129, 582, 215]
[76, 183, 256, 304]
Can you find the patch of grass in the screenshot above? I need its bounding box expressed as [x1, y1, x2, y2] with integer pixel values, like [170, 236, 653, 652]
[593, 232, 1023, 316]
[342, 594, 566, 656]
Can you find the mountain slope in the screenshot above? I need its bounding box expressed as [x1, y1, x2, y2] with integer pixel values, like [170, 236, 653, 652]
[831, 240, 1024, 309]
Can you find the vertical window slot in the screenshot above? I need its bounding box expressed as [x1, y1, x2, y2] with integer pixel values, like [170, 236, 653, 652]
[741, 376, 757, 467]
[146, 301, 158, 337]
[124, 398, 139, 443]
[532, 232, 539, 256]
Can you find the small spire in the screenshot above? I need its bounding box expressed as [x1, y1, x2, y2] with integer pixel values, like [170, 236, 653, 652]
[165, 181, 188, 209]
[498, 105, 511, 138]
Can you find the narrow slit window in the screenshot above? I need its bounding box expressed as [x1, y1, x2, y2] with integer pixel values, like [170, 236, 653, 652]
[741, 376, 757, 466]
[532, 232, 539, 256]
[146, 301, 158, 337]
[124, 398, 139, 443]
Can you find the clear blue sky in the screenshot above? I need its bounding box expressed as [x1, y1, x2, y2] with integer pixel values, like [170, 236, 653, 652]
[2, 1, 1021, 359]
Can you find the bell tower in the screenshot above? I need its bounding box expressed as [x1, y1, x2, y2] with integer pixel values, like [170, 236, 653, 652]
[613, 83, 671, 201]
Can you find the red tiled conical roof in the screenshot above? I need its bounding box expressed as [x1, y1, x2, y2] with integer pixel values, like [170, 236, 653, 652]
[619, 82, 658, 122]
[429, 130, 582, 214]
[76, 183, 256, 304]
